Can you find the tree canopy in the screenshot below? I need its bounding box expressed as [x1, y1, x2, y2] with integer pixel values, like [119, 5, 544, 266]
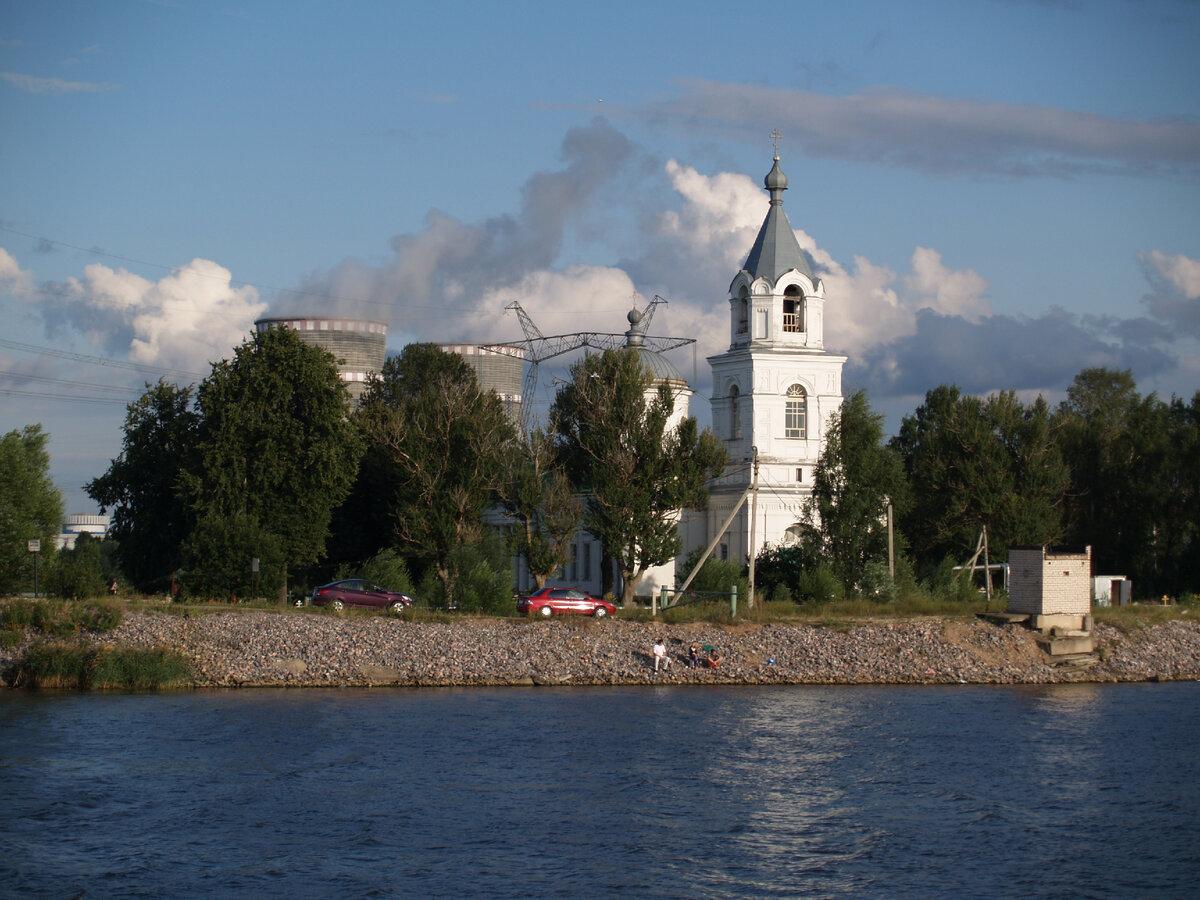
[549, 348, 726, 605]
[357, 343, 517, 607]
[183, 327, 362, 598]
[87, 380, 198, 592]
[0, 424, 64, 594]
[802, 390, 909, 590]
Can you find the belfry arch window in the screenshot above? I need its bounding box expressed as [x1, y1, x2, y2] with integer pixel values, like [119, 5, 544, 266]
[736, 287, 749, 334]
[783, 285, 804, 333]
[785, 384, 807, 439]
[729, 385, 741, 440]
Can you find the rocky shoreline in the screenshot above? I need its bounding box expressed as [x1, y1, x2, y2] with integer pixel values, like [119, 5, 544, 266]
[7, 609, 1200, 688]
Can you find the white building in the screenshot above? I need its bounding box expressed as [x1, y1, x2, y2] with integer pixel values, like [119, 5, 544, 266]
[690, 153, 846, 565]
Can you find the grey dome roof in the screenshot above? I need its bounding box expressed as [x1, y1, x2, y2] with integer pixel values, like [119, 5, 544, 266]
[741, 155, 814, 284]
[623, 307, 687, 386]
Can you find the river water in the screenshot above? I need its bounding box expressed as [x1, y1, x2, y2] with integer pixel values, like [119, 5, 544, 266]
[2, 682, 1198, 899]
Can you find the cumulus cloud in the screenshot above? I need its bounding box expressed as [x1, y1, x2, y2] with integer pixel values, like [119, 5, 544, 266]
[0, 71, 116, 94]
[640, 80, 1200, 178]
[8, 252, 265, 373]
[1140, 250, 1200, 340]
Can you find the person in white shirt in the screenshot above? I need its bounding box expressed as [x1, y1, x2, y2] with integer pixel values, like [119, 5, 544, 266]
[653, 638, 671, 672]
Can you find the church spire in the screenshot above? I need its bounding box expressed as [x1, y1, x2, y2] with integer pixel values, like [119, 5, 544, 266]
[741, 133, 813, 283]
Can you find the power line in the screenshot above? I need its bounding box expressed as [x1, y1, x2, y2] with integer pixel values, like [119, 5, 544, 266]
[0, 388, 132, 405]
[0, 338, 205, 380]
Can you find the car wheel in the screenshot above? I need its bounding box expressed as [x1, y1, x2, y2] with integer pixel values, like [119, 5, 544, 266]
[391, 601, 406, 613]
[332, 599, 344, 611]
[539, 605, 553, 617]
[593, 606, 607, 618]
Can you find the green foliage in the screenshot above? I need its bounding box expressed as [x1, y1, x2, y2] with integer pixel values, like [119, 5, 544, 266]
[893, 385, 1068, 575]
[0, 598, 123, 638]
[416, 531, 512, 614]
[45, 534, 107, 601]
[550, 348, 726, 605]
[185, 328, 362, 598]
[13, 640, 190, 690]
[677, 546, 747, 597]
[859, 561, 897, 603]
[498, 428, 582, 590]
[335, 548, 416, 597]
[87, 381, 198, 593]
[356, 344, 517, 607]
[178, 513, 286, 600]
[804, 390, 909, 590]
[929, 556, 979, 604]
[753, 544, 806, 602]
[1057, 369, 1199, 595]
[0, 424, 65, 595]
[797, 562, 843, 605]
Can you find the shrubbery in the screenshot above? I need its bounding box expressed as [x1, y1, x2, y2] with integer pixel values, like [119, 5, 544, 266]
[12, 640, 191, 690]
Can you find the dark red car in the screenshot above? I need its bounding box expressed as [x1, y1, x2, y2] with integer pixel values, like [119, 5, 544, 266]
[310, 579, 414, 611]
[517, 587, 615, 618]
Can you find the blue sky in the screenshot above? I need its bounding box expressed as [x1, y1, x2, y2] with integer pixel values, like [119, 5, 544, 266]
[2, 0, 1198, 513]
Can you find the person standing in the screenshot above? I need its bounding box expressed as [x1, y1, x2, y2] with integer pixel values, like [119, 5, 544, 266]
[689, 642, 700, 668]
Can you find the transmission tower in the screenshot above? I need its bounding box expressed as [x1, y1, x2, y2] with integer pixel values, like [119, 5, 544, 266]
[484, 297, 694, 434]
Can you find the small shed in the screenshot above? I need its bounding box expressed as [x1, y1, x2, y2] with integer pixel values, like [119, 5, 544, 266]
[1093, 576, 1132, 607]
[1008, 546, 1092, 615]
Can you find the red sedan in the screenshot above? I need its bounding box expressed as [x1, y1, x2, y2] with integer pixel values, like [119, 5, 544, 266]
[518, 587, 615, 618]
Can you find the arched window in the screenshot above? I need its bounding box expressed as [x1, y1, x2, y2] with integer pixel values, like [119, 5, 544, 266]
[729, 385, 741, 440]
[785, 384, 807, 439]
[783, 285, 804, 333]
[736, 287, 749, 334]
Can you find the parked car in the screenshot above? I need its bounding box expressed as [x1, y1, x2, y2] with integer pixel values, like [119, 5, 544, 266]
[310, 579, 414, 611]
[517, 587, 615, 618]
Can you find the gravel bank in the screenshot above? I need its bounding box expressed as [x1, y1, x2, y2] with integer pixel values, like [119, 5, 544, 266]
[7, 610, 1199, 688]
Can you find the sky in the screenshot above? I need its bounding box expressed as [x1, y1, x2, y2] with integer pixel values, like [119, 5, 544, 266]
[2, 0, 1198, 515]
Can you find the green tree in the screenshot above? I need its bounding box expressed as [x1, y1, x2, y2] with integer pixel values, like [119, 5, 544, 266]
[358, 344, 517, 607]
[45, 533, 108, 601]
[0, 424, 64, 594]
[549, 348, 727, 606]
[802, 390, 910, 591]
[184, 327, 362, 601]
[87, 380, 198, 593]
[498, 428, 582, 590]
[178, 512, 286, 600]
[893, 386, 1068, 574]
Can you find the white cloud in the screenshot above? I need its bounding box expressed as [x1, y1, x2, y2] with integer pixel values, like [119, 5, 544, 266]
[903, 247, 991, 322]
[0, 71, 116, 94]
[8, 251, 265, 372]
[1142, 250, 1200, 299]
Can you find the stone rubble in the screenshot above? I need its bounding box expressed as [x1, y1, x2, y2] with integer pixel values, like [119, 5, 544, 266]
[5, 609, 1195, 688]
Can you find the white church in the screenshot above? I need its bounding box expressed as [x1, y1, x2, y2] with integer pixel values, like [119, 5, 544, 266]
[512, 151, 846, 598]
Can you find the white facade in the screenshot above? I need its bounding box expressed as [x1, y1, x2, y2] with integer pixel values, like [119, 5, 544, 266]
[697, 155, 846, 565]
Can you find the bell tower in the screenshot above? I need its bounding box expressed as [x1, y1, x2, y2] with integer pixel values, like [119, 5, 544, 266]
[704, 143, 846, 565]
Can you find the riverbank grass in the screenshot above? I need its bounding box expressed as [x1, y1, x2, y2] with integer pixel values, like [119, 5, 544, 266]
[13, 641, 192, 690]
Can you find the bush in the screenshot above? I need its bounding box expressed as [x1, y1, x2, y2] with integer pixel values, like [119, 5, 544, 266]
[930, 555, 978, 604]
[335, 548, 416, 596]
[178, 513, 286, 601]
[418, 532, 513, 614]
[12, 640, 191, 690]
[753, 544, 806, 601]
[797, 563, 843, 605]
[859, 561, 896, 603]
[678, 547, 748, 598]
[0, 597, 123, 637]
[45, 534, 108, 600]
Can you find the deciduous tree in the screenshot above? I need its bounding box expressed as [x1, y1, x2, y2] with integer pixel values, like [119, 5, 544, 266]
[87, 380, 198, 592]
[0, 424, 64, 594]
[183, 327, 361, 600]
[549, 348, 726, 606]
[357, 344, 517, 607]
[802, 390, 910, 591]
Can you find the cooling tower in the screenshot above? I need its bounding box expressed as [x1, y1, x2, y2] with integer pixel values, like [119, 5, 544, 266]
[439, 343, 525, 426]
[255, 317, 387, 402]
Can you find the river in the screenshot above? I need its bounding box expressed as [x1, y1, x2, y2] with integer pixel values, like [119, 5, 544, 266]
[2, 682, 1198, 898]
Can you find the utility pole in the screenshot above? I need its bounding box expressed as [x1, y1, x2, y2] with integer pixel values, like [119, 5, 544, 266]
[747, 447, 759, 609]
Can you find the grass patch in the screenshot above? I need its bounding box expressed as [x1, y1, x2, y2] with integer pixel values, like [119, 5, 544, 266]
[12, 640, 192, 691]
[0, 598, 123, 637]
[1093, 603, 1192, 631]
